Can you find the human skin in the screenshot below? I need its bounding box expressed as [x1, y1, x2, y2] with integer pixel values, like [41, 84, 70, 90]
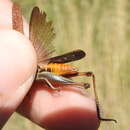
[0, 0, 100, 130]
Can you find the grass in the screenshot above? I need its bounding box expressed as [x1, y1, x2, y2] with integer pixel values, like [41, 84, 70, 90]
[4, 0, 130, 130]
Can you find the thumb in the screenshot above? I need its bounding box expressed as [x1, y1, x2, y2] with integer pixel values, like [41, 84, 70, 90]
[0, 30, 37, 128]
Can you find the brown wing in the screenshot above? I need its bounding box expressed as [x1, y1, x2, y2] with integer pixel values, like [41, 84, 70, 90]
[12, 3, 24, 34]
[29, 7, 55, 65]
[47, 49, 86, 63]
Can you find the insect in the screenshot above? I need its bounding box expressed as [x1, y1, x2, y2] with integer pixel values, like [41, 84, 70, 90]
[12, 3, 117, 123]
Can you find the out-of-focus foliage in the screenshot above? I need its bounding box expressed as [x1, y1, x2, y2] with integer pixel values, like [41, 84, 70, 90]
[4, 0, 130, 130]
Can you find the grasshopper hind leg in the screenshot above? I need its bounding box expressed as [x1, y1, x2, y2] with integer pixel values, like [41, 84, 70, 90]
[69, 71, 117, 123]
[36, 72, 89, 90]
[96, 101, 117, 123]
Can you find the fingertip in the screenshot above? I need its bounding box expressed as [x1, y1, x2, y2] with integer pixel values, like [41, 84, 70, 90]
[17, 82, 100, 130]
[0, 29, 37, 127]
[0, 0, 37, 127]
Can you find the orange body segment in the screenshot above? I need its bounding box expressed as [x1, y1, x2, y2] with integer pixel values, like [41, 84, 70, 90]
[40, 63, 78, 75]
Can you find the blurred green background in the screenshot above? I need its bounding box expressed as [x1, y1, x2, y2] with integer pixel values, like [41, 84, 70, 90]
[4, 0, 129, 130]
